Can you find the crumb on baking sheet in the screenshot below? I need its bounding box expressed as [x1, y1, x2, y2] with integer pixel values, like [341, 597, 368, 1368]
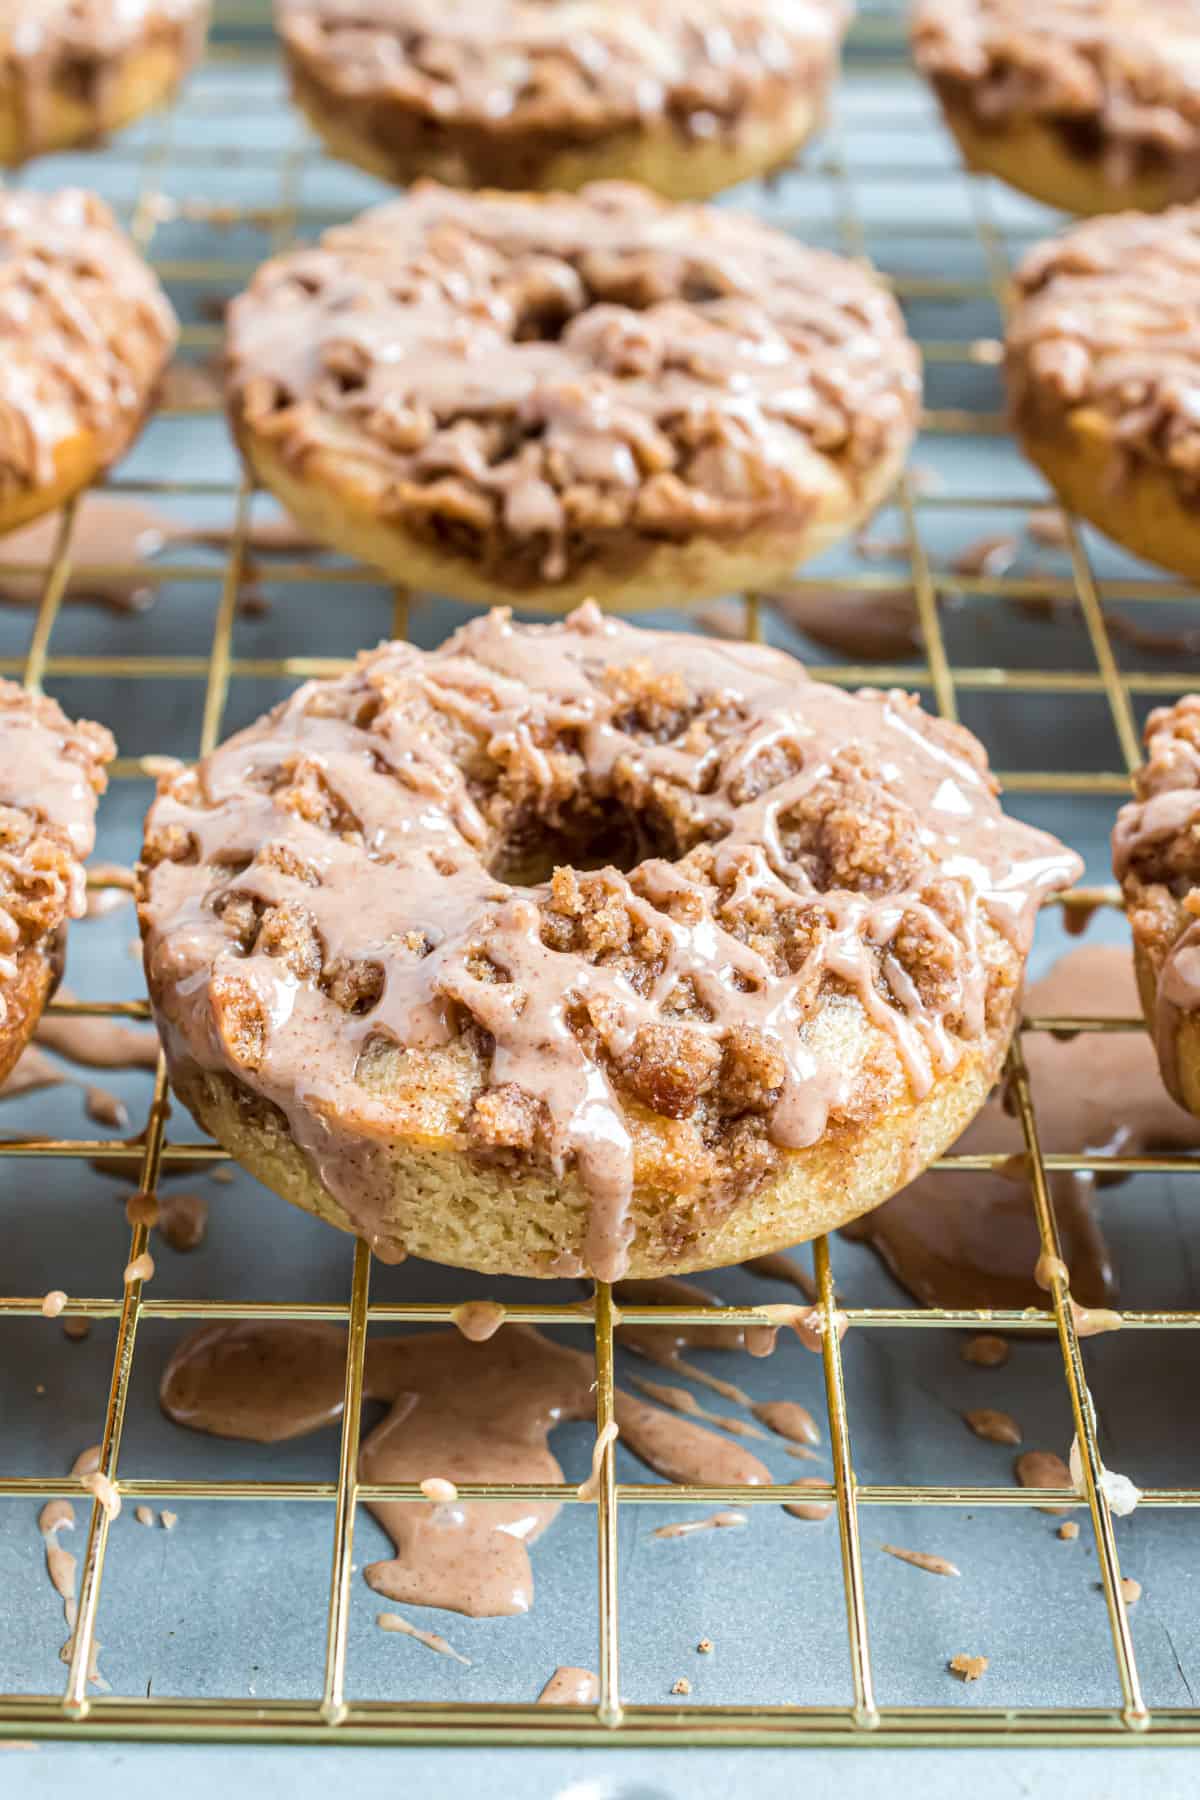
[1058, 1521, 1079, 1541]
[962, 1334, 1008, 1367]
[1121, 1577, 1142, 1605]
[134, 1505, 155, 1528]
[949, 1654, 988, 1683]
[671, 1677, 692, 1696]
[160, 1511, 178, 1530]
[697, 1639, 713, 1654]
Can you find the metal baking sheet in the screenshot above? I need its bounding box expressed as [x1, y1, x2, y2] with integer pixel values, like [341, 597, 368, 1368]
[3, 27, 1200, 1744]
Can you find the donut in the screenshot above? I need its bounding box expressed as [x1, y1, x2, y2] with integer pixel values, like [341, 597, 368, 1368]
[225, 182, 920, 611]
[137, 604, 1081, 1281]
[1114, 697, 1200, 1115]
[275, 0, 849, 200]
[0, 2, 209, 165]
[1006, 207, 1200, 581]
[0, 681, 114, 1086]
[912, 0, 1200, 215]
[0, 189, 177, 538]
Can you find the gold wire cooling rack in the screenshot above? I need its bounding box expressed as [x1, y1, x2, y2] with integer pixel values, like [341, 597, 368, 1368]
[1, 26, 1199, 1749]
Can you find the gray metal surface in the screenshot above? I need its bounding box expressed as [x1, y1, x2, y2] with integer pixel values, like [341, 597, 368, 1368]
[2, 45, 1199, 1747]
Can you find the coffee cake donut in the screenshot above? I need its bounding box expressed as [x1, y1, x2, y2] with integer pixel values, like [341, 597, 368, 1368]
[0, 189, 177, 537]
[226, 182, 920, 611]
[1114, 697, 1200, 1115]
[0, 2, 209, 165]
[1007, 208, 1200, 580]
[138, 605, 1080, 1281]
[276, 0, 848, 200]
[912, 0, 1200, 214]
[0, 681, 114, 1085]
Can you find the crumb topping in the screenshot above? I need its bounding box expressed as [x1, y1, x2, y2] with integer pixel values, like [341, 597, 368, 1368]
[1113, 695, 1200, 1102]
[914, 0, 1200, 190]
[227, 181, 920, 588]
[0, 188, 176, 495]
[1008, 208, 1200, 496]
[139, 605, 1079, 1280]
[278, 0, 847, 179]
[0, 680, 113, 1019]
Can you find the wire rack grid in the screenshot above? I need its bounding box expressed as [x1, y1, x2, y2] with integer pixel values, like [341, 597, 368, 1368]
[0, 25, 1198, 1749]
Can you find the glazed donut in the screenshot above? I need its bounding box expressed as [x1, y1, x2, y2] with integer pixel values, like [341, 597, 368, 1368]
[0, 681, 114, 1086]
[0, 190, 177, 539]
[226, 182, 920, 611]
[1006, 208, 1200, 582]
[0, 2, 209, 165]
[1114, 697, 1200, 1116]
[138, 604, 1081, 1281]
[912, 0, 1200, 215]
[275, 0, 849, 200]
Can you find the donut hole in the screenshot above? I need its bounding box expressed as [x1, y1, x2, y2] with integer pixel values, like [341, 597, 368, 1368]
[488, 793, 664, 888]
[331, 367, 367, 397]
[57, 55, 102, 106]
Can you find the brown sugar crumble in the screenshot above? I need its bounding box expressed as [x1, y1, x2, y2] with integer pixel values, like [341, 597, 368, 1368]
[949, 1653, 989, 1683]
[962, 1334, 1009, 1367]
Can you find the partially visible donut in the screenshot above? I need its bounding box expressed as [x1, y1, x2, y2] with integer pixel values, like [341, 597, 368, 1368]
[1114, 696, 1200, 1116]
[0, 681, 115, 1085]
[1006, 207, 1200, 581]
[226, 181, 920, 610]
[0, 2, 209, 165]
[138, 604, 1081, 1281]
[276, 0, 849, 199]
[0, 190, 177, 537]
[913, 0, 1200, 215]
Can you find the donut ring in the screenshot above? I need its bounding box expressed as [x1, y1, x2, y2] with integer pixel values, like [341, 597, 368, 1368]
[276, 0, 849, 200]
[1114, 697, 1200, 1116]
[1007, 207, 1200, 582]
[138, 605, 1081, 1281]
[226, 182, 920, 611]
[0, 190, 177, 538]
[912, 0, 1200, 215]
[0, 2, 209, 166]
[0, 681, 114, 1086]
